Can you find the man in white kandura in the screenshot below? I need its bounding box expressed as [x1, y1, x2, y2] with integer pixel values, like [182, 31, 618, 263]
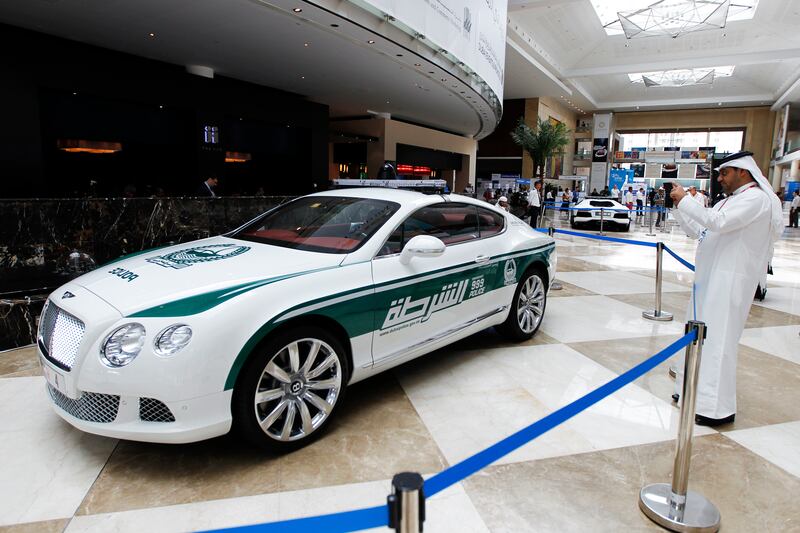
[669, 151, 783, 426]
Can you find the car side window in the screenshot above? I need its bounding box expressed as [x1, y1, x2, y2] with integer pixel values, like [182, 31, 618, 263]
[380, 203, 480, 255]
[476, 207, 505, 238]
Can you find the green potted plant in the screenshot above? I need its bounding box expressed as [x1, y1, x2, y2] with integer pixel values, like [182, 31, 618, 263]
[510, 116, 571, 185]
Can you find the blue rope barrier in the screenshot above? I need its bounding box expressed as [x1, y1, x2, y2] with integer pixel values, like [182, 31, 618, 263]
[204, 329, 696, 533]
[550, 228, 658, 247]
[423, 330, 696, 497]
[203, 504, 388, 533]
[664, 245, 696, 272]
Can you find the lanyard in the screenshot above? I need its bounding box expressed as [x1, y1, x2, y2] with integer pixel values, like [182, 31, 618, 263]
[717, 183, 758, 209]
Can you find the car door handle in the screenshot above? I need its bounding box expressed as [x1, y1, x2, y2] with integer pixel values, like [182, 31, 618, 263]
[475, 255, 490, 264]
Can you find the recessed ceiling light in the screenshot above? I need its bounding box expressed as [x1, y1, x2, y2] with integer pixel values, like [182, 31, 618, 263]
[304, 42, 309, 47]
[72, 91, 77, 96]
[386, 100, 390, 104]
[367, 40, 375, 44]
[292, 8, 302, 12]
[718, 102, 723, 106]
[158, 105, 163, 109]
[149, 32, 155, 37]
[301, 75, 305, 79]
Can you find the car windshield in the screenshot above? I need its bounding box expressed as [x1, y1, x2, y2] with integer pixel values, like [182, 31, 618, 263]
[233, 196, 400, 253]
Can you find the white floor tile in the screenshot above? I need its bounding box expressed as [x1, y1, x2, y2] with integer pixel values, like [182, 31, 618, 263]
[65, 479, 488, 533]
[753, 286, 800, 316]
[725, 421, 800, 478]
[0, 377, 118, 526]
[397, 344, 713, 468]
[541, 295, 686, 343]
[555, 270, 689, 295]
[740, 325, 800, 365]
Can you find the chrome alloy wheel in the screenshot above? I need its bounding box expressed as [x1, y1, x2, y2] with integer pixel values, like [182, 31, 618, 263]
[517, 274, 545, 334]
[253, 338, 343, 442]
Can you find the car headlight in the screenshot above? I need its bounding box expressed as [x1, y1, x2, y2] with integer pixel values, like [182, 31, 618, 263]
[101, 323, 146, 367]
[154, 324, 192, 356]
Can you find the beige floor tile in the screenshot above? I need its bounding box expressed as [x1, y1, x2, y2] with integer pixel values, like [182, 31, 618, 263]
[0, 519, 70, 533]
[555, 257, 615, 272]
[547, 280, 597, 298]
[76, 373, 446, 515]
[0, 346, 40, 378]
[463, 434, 800, 533]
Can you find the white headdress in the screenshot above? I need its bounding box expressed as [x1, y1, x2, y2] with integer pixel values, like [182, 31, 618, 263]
[716, 155, 783, 243]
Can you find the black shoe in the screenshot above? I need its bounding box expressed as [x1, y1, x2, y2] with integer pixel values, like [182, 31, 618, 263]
[694, 413, 735, 427]
[672, 394, 679, 403]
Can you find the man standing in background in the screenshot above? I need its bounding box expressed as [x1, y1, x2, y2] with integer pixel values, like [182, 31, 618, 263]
[528, 181, 542, 228]
[789, 190, 799, 228]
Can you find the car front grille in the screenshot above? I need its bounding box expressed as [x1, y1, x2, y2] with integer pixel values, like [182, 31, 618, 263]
[139, 397, 176, 422]
[39, 301, 85, 371]
[47, 384, 120, 423]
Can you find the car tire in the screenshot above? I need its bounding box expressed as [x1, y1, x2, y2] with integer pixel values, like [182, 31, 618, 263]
[233, 326, 350, 452]
[497, 267, 547, 341]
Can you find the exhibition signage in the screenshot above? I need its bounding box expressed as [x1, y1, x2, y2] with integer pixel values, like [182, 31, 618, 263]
[364, 0, 507, 100]
[590, 113, 613, 191]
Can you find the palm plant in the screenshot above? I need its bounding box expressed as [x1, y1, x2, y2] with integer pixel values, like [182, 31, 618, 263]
[510, 116, 571, 183]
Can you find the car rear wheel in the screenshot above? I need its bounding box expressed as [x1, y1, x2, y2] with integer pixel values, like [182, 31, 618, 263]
[497, 268, 547, 341]
[233, 326, 349, 452]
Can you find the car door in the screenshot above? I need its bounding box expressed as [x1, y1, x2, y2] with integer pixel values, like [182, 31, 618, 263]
[370, 202, 506, 369]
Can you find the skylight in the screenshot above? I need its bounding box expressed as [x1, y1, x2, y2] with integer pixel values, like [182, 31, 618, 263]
[628, 66, 735, 87]
[592, 1, 759, 36]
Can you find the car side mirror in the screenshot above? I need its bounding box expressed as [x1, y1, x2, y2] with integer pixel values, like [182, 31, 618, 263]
[399, 235, 446, 265]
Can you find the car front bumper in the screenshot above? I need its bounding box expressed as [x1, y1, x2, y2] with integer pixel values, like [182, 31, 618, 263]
[45, 380, 232, 443]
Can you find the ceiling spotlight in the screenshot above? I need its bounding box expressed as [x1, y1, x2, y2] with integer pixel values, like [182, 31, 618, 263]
[635, 106, 640, 109]
[149, 32, 155, 38]
[304, 42, 309, 47]
[386, 100, 390, 104]
[717, 102, 723, 106]
[158, 105, 163, 109]
[292, 8, 302, 12]
[72, 91, 77, 96]
[367, 40, 375, 44]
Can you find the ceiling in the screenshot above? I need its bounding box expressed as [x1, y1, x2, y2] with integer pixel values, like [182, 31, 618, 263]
[505, 0, 800, 112]
[0, 0, 497, 138]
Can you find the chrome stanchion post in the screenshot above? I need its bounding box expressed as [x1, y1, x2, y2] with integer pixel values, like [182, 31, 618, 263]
[547, 227, 562, 290]
[639, 322, 720, 533]
[643, 242, 674, 321]
[647, 206, 656, 237]
[599, 207, 606, 235]
[388, 472, 425, 533]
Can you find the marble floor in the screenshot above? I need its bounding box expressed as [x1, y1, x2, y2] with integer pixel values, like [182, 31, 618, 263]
[1, 213, 799, 533]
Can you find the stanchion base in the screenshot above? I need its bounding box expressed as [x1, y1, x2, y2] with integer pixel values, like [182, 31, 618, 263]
[639, 483, 720, 533]
[646, 233, 657, 237]
[550, 281, 563, 291]
[643, 310, 674, 322]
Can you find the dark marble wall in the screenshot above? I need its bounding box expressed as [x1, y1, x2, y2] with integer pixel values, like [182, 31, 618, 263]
[0, 196, 291, 350]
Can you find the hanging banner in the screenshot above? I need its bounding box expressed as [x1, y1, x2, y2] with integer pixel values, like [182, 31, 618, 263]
[364, 0, 507, 99]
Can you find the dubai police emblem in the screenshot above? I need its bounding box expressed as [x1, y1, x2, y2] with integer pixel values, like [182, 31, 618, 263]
[503, 259, 517, 285]
[146, 244, 251, 269]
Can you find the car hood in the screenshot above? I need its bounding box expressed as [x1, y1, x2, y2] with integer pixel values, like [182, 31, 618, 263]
[73, 236, 345, 316]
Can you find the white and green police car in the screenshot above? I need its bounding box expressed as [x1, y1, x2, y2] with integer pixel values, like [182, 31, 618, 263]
[37, 187, 556, 451]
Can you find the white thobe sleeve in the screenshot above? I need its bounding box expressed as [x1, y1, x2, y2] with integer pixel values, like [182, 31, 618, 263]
[672, 206, 705, 239]
[676, 191, 766, 235]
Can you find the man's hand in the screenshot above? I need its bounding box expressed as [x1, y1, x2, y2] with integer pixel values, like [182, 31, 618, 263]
[670, 183, 687, 206]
